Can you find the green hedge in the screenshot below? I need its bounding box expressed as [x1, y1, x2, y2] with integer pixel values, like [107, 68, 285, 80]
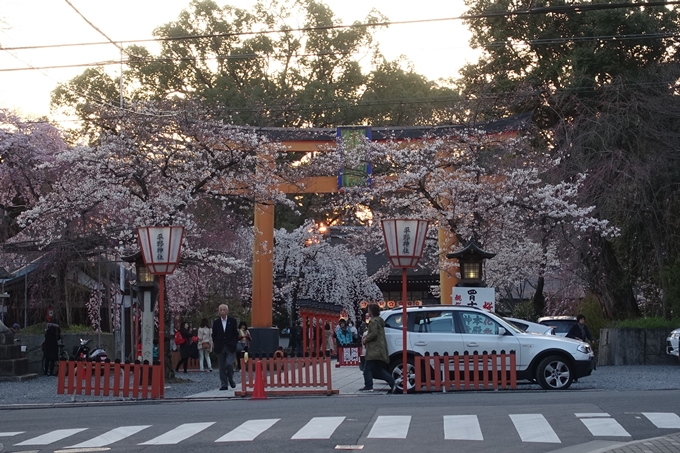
[611, 317, 680, 330]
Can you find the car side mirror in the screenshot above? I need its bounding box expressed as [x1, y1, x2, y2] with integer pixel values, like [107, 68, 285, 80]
[498, 327, 506, 336]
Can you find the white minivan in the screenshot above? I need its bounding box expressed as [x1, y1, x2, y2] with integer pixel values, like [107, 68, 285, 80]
[381, 306, 595, 392]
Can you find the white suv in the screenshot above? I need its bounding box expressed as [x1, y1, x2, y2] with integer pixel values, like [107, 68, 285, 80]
[381, 306, 595, 391]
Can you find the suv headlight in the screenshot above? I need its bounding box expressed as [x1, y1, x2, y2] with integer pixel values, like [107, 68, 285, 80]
[577, 344, 592, 354]
[670, 331, 680, 340]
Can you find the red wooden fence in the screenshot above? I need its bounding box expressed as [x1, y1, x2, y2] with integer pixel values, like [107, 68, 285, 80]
[57, 361, 162, 399]
[415, 351, 517, 392]
[235, 357, 338, 397]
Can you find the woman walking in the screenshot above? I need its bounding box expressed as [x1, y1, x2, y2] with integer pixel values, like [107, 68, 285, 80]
[197, 318, 213, 372]
[360, 303, 396, 393]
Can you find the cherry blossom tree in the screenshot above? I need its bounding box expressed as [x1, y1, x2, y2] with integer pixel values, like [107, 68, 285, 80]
[304, 128, 617, 316]
[274, 220, 383, 324]
[0, 109, 66, 242]
[18, 100, 293, 271]
[6, 101, 298, 327]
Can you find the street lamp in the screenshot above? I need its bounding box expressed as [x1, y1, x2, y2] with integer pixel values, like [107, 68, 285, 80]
[446, 241, 496, 287]
[447, 241, 496, 312]
[137, 226, 184, 398]
[381, 218, 429, 394]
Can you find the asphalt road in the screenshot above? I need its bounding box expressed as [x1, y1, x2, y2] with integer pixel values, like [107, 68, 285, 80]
[1, 390, 680, 453]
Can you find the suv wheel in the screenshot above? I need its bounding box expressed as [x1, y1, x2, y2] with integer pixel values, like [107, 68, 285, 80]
[389, 356, 416, 393]
[536, 355, 573, 390]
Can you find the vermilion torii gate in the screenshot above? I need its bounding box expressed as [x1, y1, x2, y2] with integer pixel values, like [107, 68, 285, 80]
[250, 121, 521, 330]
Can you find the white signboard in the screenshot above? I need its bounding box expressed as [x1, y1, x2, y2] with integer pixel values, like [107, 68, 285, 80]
[453, 287, 495, 312]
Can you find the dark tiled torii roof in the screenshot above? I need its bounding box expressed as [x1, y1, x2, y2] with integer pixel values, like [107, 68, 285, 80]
[237, 113, 532, 142]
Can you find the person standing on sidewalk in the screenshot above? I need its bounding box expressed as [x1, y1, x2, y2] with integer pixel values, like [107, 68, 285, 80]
[212, 304, 239, 390]
[197, 318, 213, 372]
[360, 303, 396, 393]
[43, 320, 61, 376]
[174, 322, 191, 373]
[236, 321, 251, 370]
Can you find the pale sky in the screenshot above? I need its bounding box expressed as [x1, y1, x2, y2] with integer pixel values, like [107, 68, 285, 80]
[0, 0, 480, 120]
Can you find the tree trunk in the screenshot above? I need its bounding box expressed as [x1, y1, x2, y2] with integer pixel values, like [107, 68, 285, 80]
[582, 234, 639, 320]
[532, 275, 545, 320]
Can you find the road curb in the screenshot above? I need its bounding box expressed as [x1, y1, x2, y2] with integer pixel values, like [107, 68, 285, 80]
[0, 396, 235, 411]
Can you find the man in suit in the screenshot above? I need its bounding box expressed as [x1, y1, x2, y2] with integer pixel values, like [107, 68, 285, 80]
[212, 304, 239, 390]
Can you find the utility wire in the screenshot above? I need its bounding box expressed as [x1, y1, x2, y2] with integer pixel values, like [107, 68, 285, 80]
[63, 0, 124, 53]
[3, 0, 677, 119]
[1, 30, 677, 73]
[2, 0, 679, 52]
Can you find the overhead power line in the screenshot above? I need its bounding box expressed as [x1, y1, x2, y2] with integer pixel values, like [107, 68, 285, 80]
[1, 30, 677, 73]
[2, 0, 677, 120]
[63, 0, 124, 53]
[2, 1, 679, 52]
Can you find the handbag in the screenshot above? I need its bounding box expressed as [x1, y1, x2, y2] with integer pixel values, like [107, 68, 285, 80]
[236, 341, 245, 352]
[202, 341, 210, 350]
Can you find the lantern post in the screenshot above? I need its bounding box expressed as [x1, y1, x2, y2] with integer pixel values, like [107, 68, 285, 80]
[380, 219, 428, 394]
[137, 226, 184, 398]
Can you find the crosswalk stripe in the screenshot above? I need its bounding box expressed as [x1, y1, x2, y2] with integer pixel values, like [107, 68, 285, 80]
[67, 425, 151, 448]
[367, 416, 411, 439]
[443, 415, 483, 441]
[15, 428, 88, 446]
[9, 410, 680, 446]
[580, 418, 631, 437]
[292, 417, 346, 440]
[509, 414, 561, 443]
[215, 419, 280, 442]
[642, 413, 680, 429]
[138, 422, 215, 445]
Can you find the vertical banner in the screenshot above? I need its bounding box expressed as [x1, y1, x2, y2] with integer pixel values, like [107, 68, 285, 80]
[453, 287, 495, 312]
[141, 291, 154, 363]
[337, 126, 372, 190]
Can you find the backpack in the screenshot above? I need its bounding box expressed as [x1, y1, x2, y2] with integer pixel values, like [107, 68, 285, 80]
[174, 331, 185, 345]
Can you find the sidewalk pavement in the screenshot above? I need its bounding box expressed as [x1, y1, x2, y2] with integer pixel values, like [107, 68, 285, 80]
[551, 433, 680, 453]
[186, 363, 391, 399]
[600, 433, 680, 453]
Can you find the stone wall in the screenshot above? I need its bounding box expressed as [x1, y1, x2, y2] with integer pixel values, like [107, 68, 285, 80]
[598, 328, 676, 366]
[0, 330, 33, 380]
[13, 333, 115, 374]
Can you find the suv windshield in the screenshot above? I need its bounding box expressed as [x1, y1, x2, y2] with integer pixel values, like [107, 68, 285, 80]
[540, 319, 575, 335]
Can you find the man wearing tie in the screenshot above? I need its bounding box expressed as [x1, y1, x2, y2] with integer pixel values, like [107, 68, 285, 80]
[212, 304, 239, 390]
